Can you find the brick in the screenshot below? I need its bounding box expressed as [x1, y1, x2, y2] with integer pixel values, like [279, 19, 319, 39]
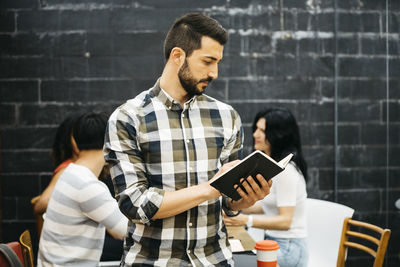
[228, 77, 319, 100]
[338, 190, 381, 212]
[339, 57, 386, 77]
[45, 0, 133, 5]
[389, 59, 400, 77]
[361, 13, 382, 32]
[335, 169, 390, 190]
[1, 222, 36, 244]
[299, 38, 322, 54]
[87, 32, 164, 57]
[297, 102, 335, 122]
[220, 55, 249, 78]
[249, 34, 272, 54]
[333, 79, 388, 100]
[0, 11, 15, 32]
[338, 125, 360, 145]
[41, 79, 155, 102]
[0, 104, 17, 125]
[16, 196, 35, 220]
[0, 57, 61, 79]
[17, 10, 111, 32]
[252, 56, 275, 77]
[317, 13, 334, 32]
[0, 0, 38, 9]
[53, 33, 87, 56]
[0, 33, 54, 56]
[282, 0, 307, 9]
[338, 102, 381, 122]
[361, 123, 400, 145]
[389, 146, 400, 166]
[109, 9, 183, 32]
[382, 101, 400, 123]
[112, 55, 164, 79]
[18, 103, 104, 125]
[276, 37, 297, 55]
[282, 11, 295, 31]
[297, 12, 317, 31]
[2, 174, 40, 197]
[389, 13, 399, 33]
[39, 173, 52, 192]
[1, 127, 54, 149]
[300, 124, 334, 146]
[206, 79, 226, 101]
[229, 0, 278, 8]
[0, 81, 38, 102]
[339, 13, 361, 32]
[273, 55, 298, 76]
[1, 151, 53, 173]
[135, 0, 226, 8]
[230, 102, 298, 124]
[1, 198, 16, 220]
[297, 56, 334, 77]
[339, 146, 388, 168]
[362, 37, 399, 55]
[337, 37, 359, 54]
[303, 146, 334, 168]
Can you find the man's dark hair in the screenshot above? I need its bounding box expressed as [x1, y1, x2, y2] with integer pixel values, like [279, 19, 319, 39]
[164, 12, 228, 60]
[72, 112, 107, 151]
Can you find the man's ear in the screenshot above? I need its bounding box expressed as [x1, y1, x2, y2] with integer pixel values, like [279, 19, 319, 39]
[170, 47, 186, 68]
[70, 135, 80, 155]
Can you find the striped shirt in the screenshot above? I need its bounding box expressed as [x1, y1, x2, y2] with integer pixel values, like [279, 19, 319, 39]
[104, 80, 243, 266]
[37, 163, 128, 267]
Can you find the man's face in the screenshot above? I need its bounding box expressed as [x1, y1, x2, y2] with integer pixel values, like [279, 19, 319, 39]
[178, 36, 224, 97]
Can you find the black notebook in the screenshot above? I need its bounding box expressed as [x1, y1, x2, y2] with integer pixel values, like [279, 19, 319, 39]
[211, 150, 293, 201]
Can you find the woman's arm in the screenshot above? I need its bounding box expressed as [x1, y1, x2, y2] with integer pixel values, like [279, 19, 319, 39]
[224, 206, 294, 231]
[33, 168, 66, 214]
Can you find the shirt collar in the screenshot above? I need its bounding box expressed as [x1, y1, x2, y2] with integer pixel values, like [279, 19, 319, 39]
[150, 79, 197, 111]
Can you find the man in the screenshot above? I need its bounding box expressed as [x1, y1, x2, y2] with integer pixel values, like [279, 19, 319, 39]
[38, 113, 128, 267]
[104, 13, 272, 266]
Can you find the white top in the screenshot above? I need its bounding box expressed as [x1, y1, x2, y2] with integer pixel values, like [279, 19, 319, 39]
[38, 163, 128, 267]
[260, 162, 307, 238]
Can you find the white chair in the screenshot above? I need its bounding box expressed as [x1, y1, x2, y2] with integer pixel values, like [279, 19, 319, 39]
[306, 198, 354, 267]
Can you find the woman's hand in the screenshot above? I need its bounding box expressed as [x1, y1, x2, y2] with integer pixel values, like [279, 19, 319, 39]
[223, 213, 249, 226]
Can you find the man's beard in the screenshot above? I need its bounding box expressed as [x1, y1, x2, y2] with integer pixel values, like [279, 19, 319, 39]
[178, 60, 212, 97]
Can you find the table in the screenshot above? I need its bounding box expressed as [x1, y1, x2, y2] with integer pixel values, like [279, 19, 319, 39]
[226, 225, 256, 251]
[100, 226, 257, 266]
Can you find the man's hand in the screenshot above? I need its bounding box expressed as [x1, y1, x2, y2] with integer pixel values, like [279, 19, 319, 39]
[229, 174, 272, 211]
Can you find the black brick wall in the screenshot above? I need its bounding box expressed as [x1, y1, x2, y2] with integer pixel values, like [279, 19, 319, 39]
[1, 0, 399, 266]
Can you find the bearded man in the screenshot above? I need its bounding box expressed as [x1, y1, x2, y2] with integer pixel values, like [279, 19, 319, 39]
[104, 13, 272, 266]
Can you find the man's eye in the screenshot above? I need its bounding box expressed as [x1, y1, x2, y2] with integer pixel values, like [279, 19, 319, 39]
[204, 61, 212, 65]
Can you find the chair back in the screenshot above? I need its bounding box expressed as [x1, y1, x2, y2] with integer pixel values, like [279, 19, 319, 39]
[0, 242, 24, 267]
[337, 217, 391, 267]
[31, 195, 44, 238]
[19, 230, 34, 267]
[306, 198, 355, 267]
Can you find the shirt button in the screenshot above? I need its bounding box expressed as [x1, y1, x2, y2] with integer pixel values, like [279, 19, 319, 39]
[189, 222, 193, 227]
[187, 250, 190, 254]
[186, 139, 190, 143]
[182, 114, 185, 117]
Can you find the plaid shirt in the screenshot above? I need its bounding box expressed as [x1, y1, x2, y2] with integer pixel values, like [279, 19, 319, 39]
[104, 80, 243, 266]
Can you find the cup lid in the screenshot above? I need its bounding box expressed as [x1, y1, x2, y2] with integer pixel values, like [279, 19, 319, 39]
[254, 240, 280, 251]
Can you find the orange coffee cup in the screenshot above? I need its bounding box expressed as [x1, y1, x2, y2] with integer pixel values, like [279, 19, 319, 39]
[254, 240, 280, 267]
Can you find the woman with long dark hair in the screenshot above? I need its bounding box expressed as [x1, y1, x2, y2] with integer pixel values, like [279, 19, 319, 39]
[224, 107, 308, 267]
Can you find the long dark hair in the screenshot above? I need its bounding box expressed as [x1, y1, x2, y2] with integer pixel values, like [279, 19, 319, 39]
[252, 107, 308, 181]
[50, 114, 78, 166]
